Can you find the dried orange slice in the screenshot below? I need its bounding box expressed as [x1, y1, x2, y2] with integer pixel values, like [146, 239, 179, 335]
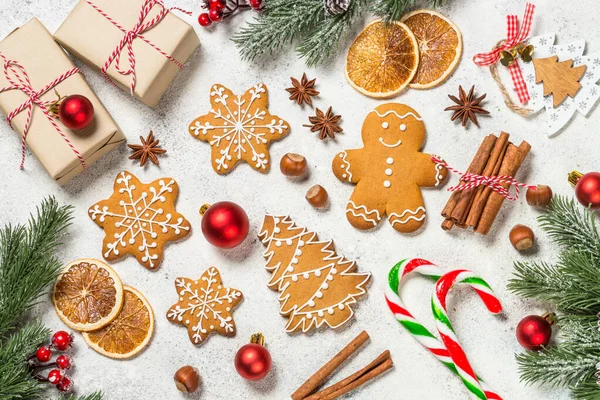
[53, 259, 124, 332]
[82, 286, 154, 359]
[345, 20, 419, 98]
[401, 9, 463, 89]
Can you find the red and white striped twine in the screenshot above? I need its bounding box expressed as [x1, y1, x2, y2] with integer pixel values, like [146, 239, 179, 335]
[85, 0, 191, 94]
[472, 3, 535, 104]
[0, 51, 86, 170]
[430, 155, 536, 202]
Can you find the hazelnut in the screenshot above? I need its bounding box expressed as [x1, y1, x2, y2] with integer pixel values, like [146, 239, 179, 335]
[174, 365, 200, 393]
[306, 185, 329, 208]
[526, 185, 553, 208]
[280, 153, 308, 177]
[509, 224, 535, 251]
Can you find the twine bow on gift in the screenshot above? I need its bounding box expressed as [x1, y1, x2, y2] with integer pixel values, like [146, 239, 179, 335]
[473, 3, 536, 104]
[0, 52, 86, 169]
[85, 0, 191, 94]
[430, 155, 535, 202]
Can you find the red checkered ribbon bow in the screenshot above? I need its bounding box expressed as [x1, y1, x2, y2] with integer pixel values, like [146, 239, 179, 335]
[430, 155, 536, 202]
[0, 52, 86, 169]
[85, 0, 191, 94]
[473, 3, 535, 104]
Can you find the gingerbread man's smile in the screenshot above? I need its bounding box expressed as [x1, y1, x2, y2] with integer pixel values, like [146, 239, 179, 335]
[379, 137, 402, 148]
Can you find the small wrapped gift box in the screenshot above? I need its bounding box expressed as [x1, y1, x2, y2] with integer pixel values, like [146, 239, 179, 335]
[54, 0, 200, 107]
[0, 18, 125, 185]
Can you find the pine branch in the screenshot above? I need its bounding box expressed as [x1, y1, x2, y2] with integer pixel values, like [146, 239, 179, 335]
[0, 320, 49, 400]
[572, 377, 600, 400]
[62, 392, 104, 400]
[0, 197, 73, 337]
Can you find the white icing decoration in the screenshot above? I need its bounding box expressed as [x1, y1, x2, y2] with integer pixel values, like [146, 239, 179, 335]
[382, 122, 389, 129]
[385, 168, 392, 176]
[371, 109, 423, 120]
[345, 201, 381, 226]
[389, 207, 427, 226]
[433, 158, 444, 187]
[400, 124, 407, 131]
[386, 157, 394, 165]
[338, 151, 353, 182]
[384, 180, 391, 188]
[379, 137, 402, 148]
[286, 239, 292, 245]
[89, 172, 189, 269]
[275, 241, 282, 247]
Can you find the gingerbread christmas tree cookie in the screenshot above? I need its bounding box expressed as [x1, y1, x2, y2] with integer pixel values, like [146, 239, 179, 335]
[259, 215, 371, 333]
[88, 171, 191, 270]
[189, 83, 290, 174]
[332, 103, 448, 233]
[167, 267, 243, 345]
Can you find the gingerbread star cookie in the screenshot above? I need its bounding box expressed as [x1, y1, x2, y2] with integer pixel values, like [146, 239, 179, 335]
[88, 171, 191, 270]
[188, 83, 290, 174]
[259, 215, 371, 333]
[332, 103, 448, 233]
[166, 267, 243, 345]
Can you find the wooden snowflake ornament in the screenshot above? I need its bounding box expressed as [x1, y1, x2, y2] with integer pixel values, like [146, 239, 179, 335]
[259, 215, 371, 333]
[166, 267, 243, 345]
[88, 171, 191, 270]
[189, 83, 290, 174]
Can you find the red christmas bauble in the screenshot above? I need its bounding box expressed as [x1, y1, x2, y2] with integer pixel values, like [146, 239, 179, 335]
[249, 0, 262, 9]
[201, 202, 249, 248]
[51, 331, 73, 351]
[36, 345, 52, 362]
[209, 0, 226, 10]
[235, 343, 272, 381]
[198, 13, 212, 27]
[208, 7, 223, 22]
[575, 172, 600, 209]
[516, 315, 553, 351]
[59, 95, 94, 130]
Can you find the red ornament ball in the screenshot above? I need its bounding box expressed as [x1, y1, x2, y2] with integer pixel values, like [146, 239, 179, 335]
[249, 0, 262, 9]
[235, 343, 272, 381]
[35, 346, 52, 362]
[208, 7, 223, 22]
[516, 315, 553, 351]
[198, 13, 212, 27]
[56, 354, 72, 370]
[47, 369, 63, 385]
[575, 172, 600, 209]
[51, 331, 73, 351]
[56, 376, 72, 392]
[209, 0, 226, 10]
[201, 202, 249, 248]
[59, 95, 94, 130]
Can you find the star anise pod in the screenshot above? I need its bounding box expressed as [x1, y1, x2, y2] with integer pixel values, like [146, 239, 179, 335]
[444, 85, 490, 127]
[286, 73, 320, 106]
[128, 131, 167, 167]
[303, 106, 342, 140]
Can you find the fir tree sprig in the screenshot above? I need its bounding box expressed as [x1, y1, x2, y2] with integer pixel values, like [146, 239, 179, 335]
[371, 0, 444, 21]
[0, 197, 73, 337]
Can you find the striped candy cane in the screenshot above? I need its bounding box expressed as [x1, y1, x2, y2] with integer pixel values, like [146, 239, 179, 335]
[433, 269, 503, 400]
[385, 259, 502, 399]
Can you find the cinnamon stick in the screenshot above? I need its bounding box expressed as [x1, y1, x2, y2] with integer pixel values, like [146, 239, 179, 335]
[449, 134, 497, 224]
[475, 140, 531, 235]
[304, 351, 391, 400]
[441, 218, 455, 231]
[291, 331, 369, 400]
[466, 132, 510, 227]
[310, 358, 394, 400]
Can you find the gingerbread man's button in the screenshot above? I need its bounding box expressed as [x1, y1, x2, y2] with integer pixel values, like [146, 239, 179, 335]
[384, 180, 391, 188]
[386, 157, 394, 165]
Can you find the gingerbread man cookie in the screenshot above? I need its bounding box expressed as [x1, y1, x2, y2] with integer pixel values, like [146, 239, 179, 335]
[332, 104, 447, 233]
[189, 83, 290, 174]
[88, 171, 191, 270]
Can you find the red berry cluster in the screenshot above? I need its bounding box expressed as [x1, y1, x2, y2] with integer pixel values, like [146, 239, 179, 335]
[198, 0, 262, 27]
[29, 331, 75, 393]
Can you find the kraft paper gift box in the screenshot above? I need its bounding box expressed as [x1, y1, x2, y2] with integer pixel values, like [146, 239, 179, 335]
[54, 0, 200, 107]
[0, 18, 125, 185]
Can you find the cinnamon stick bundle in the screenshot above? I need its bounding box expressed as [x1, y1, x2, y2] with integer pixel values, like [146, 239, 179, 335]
[440, 132, 530, 235]
[291, 331, 392, 400]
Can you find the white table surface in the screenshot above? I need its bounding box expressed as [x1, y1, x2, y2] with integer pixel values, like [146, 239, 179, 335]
[0, 0, 594, 398]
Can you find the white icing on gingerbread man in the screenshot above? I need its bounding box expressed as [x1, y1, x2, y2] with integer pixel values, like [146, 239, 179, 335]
[332, 104, 448, 233]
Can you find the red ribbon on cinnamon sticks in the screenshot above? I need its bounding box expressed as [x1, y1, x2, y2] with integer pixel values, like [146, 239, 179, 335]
[85, 0, 191, 94]
[0, 51, 86, 169]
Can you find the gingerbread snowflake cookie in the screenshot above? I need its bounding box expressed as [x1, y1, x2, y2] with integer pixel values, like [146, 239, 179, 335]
[166, 267, 243, 345]
[333, 104, 448, 233]
[259, 215, 371, 333]
[189, 83, 290, 174]
[88, 171, 191, 270]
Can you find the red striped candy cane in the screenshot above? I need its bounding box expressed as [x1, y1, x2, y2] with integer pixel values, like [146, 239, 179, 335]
[386, 259, 502, 399]
[432, 269, 503, 400]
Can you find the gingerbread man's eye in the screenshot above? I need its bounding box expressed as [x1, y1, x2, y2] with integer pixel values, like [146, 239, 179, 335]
[381, 122, 389, 129]
[400, 124, 407, 131]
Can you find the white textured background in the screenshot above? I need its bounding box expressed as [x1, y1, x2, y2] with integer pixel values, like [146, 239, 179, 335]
[0, 0, 596, 398]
